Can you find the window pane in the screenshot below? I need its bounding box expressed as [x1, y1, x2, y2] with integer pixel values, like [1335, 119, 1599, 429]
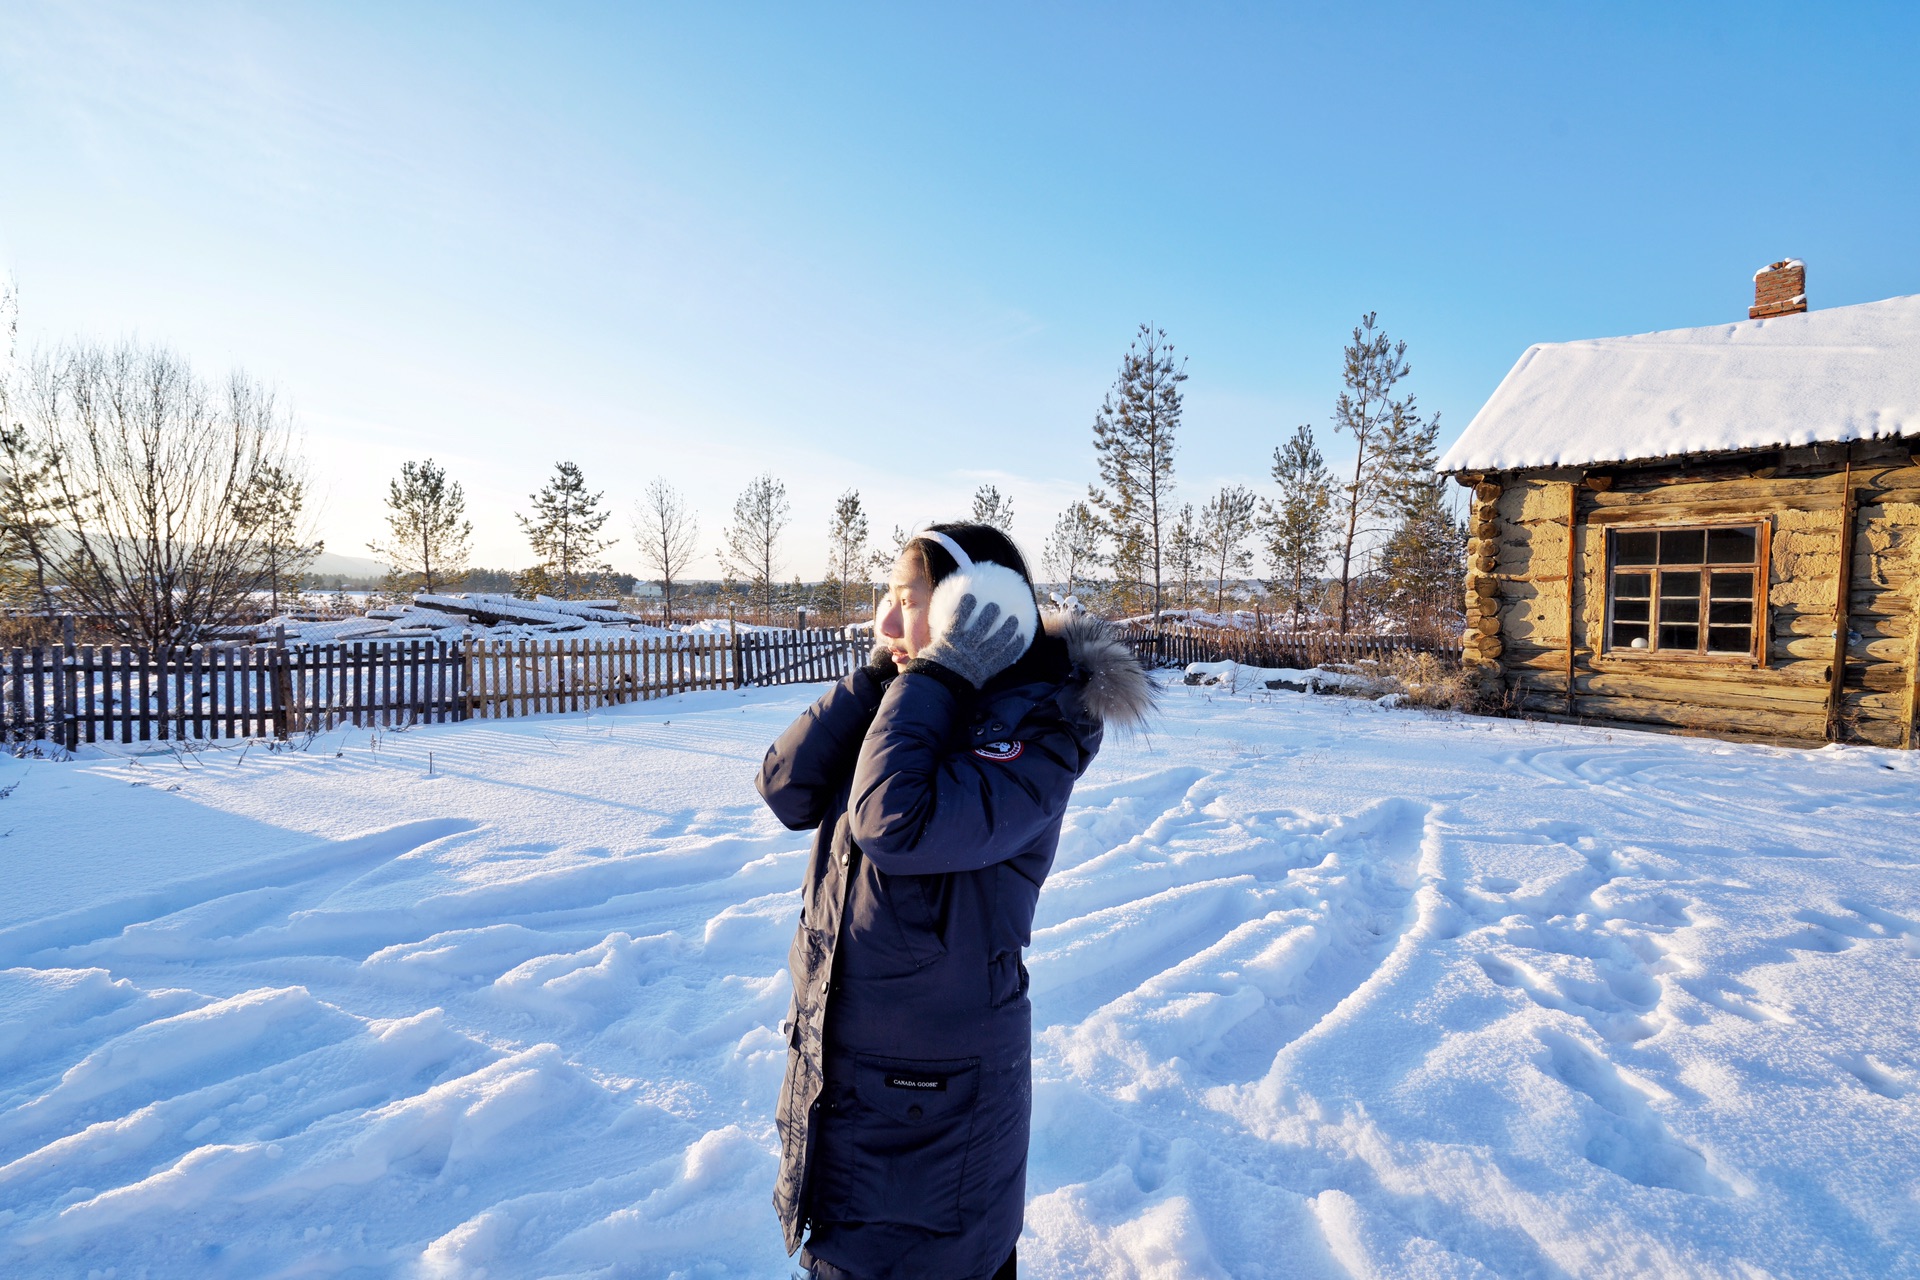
[1614, 531, 1657, 566]
[1707, 626, 1751, 653]
[1659, 624, 1700, 649]
[1660, 529, 1706, 564]
[1707, 527, 1757, 563]
[1613, 599, 1650, 622]
[1660, 570, 1700, 601]
[1612, 622, 1650, 649]
[1710, 571, 1753, 599]
[1659, 597, 1700, 624]
[1708, 599, 1752, 625]
[1613, 572, 1651, 598]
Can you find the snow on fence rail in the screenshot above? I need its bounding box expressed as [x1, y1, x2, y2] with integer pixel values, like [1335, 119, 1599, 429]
[0, 629, 867, 747]
[1118, 623, 1456, 671]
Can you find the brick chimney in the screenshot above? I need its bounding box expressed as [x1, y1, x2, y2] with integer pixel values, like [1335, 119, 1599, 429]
[1750, 259, 1807, 319]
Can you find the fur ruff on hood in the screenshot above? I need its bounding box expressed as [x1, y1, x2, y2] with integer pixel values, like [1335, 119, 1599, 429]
[1044, 611, 1155, 731]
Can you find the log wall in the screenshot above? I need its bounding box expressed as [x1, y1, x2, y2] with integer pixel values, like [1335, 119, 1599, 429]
[1461, 438, 1920, 747]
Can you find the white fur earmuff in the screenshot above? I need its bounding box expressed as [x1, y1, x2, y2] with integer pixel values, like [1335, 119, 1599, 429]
[928, 560, 1038, 653]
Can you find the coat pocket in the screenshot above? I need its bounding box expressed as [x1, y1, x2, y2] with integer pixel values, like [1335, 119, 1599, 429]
[882, 872, 951, 969]
[843, 1053, 981, 1232]
[987, 950, 1029, 1009]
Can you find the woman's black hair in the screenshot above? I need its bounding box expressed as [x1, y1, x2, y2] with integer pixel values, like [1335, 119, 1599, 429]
[907, 522, 1032, 586]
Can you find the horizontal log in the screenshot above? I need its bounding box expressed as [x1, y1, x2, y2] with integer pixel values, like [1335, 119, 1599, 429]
[1833, 721, 1909, 748]
[1592, 473, 1826, 503]
[1563, 692, 1824, 738]
[1777, 634, 1901, 663]
[1842, 685, 1915, 712]
[1586, 495, 1843, 524]
[1509, 688, 1825, 740]
[1773, 610, 1913, 639]
[1504, 649, 1572, 673]
[1588, 655, 1829, 687]
[1848, 660, 1915, 693]
[1576, 670, 1833, 713]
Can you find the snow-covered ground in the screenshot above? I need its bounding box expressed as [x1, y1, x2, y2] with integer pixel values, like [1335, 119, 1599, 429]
[2, 677, 1917, 1278]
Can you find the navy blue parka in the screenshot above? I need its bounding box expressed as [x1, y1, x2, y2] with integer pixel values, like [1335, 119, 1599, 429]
[758, 615, 1147, 1280]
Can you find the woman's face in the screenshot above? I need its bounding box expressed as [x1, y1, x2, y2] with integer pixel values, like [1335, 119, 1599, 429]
[875, 549, 934, 665]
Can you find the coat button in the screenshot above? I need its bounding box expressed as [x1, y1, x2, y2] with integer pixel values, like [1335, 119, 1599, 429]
[820, 979, 830, 993]
[907, 1105, 924, 1122]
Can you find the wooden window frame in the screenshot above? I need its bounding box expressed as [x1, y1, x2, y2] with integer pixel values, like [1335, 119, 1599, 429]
[1601, 520, 1770, 666]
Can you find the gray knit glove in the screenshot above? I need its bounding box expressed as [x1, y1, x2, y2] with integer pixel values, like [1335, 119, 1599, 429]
[915, 592, 1027, 688]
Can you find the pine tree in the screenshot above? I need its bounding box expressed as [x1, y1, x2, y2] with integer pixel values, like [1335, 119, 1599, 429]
[825, 488, 871, 620]
[515, 564, 554, 600]
[1378, 481, 1467, 642]
[1089, 324, 1184, 619]
[1042, 501, 1104, 601]
[1197, 485, 1257, 616]
[869, 524, 911, 581]
[0, 284, 74, 614]
[238, 464, 322, 613]
[369, 459, 472, 595]
[1166, 503, 1199, 614]
[518, 461, 615, 598]
[1263, 424, 1335, 629]
[1327, 313, 1436, 631]
[632, 478, 699, 624]
[718, 473, 790, 624]
[970, 484, 1015, 533]
[0, 419, 72, 614]
[1376, 398, 1442, 522]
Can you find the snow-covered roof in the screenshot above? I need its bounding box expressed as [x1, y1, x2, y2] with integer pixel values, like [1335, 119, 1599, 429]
[1437, 292, 1920, 473]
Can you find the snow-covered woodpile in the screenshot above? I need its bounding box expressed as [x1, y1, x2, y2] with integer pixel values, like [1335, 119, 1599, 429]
[262, 594, 677, 644]
[1442, 277, 1920, 746]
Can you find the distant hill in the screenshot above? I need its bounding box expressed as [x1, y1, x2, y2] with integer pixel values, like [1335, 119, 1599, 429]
[309, 550, 394, 578]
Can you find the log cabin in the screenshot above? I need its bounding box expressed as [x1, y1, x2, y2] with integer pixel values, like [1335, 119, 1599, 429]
[1437, 262, 1920, 746]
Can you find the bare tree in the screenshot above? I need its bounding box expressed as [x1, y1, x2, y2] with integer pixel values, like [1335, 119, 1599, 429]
[825, 489, 870, 622]
[718, 473, 790, 624]
[1197, 485, 1257, 615]
[370, 458, 472, 595]
[632, 478, 699, 624]
[1042, 500, 1104, 601]
[36, 340, 308, 647]
[520, 461, 616, 597]
[970, 483, 1015, 533]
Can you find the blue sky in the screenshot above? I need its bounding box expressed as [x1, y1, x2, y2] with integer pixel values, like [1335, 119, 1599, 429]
[2, 3, 1915, 576]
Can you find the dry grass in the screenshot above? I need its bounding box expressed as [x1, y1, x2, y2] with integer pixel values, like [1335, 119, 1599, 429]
[1373, 650, 1478, 711]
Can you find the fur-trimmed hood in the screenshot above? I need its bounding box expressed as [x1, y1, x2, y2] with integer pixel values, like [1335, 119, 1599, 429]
[1045, 611, 1155, 730]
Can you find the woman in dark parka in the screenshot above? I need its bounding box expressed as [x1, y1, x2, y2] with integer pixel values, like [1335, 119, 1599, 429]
[757, 523, 1152, 1280]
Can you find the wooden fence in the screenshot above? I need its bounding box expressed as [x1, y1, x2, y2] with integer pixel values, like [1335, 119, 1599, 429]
[1119, 624, 1453, 672]
[1, 628, 868, 749]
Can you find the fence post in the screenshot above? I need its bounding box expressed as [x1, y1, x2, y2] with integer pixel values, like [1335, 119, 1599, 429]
[54, 642, 77, 751]
[729, 605, 743, 689]
[271, 625, 292, 740]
